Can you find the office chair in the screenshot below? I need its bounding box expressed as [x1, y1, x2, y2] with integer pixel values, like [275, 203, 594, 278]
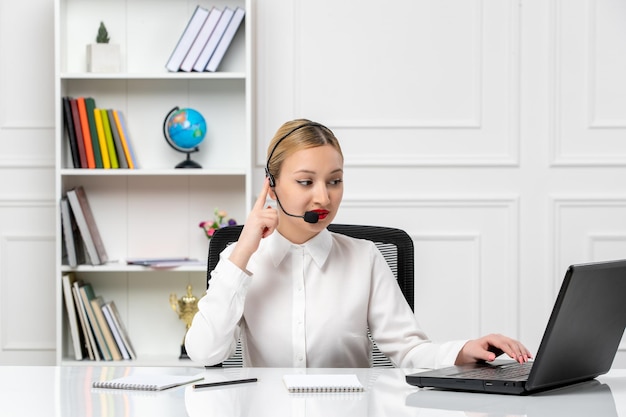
[206, 224, 415, 367]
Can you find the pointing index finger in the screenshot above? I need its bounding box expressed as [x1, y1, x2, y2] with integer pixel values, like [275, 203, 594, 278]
[253, 178, 270, 210]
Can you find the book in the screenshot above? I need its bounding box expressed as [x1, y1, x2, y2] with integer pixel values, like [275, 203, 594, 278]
[115, 110, 138, 168]
[66, 186, 108, 265]
[61, 273, 85, 360]
[72, 280, 98, 360]
[93, 373, 204, 391]
[62, 97, 80, 168]
[112, 110, 135, 169]
[193, 7, 234, 72]
[126, 257, 198, 266]
[66, 189, 99, 265]
[79, 283, 112, 360]
[60, 197, 85, 267]
[100, 109, 119, 168]
[91, 296, 123, 360]
[60, 197, 74, 266]
[282, 374, 364, 393]
[107, 109, 128, 169]
[205, 7, 245, 72]
[70, 98, 87, 168]
[93, 108, 111, 168]
[165, 5, 211, 72]
[179, 7, 222, 72]
[102, 301, 135, 360]
[76, 97, 96, 168]
[84, 97, 103, 168]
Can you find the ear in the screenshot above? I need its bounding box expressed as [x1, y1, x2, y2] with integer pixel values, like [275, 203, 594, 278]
[268, 186, 277, 201]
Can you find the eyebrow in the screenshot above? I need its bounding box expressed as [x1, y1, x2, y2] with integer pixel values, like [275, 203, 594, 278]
[294, 168, 344, 175]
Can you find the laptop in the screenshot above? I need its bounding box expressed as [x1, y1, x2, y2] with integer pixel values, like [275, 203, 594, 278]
[406, 259, 626, 395]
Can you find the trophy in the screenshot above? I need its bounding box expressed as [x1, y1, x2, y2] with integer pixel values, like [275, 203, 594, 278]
[170, 284, 199, 359]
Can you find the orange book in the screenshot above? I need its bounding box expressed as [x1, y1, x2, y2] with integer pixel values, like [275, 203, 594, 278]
[76, 97, 96, 168]
[112, 110, 135, 169]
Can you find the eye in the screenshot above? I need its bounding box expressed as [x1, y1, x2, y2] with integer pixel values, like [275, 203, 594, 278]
[329, 178, 343, 186]
[297, 180, 313, 186]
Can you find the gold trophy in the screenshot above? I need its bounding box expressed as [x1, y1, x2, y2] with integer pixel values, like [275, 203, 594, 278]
[170, 284, 199, 359]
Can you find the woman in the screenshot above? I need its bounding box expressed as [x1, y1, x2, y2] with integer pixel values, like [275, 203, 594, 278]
[185, 119, 531, 368]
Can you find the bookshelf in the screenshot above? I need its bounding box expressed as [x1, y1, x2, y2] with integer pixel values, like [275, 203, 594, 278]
[54, 0, 253, 365]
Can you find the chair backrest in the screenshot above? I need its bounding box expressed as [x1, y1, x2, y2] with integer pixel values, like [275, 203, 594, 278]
[206, 224, 415, 367]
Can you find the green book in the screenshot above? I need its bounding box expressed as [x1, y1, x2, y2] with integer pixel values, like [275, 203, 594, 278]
[84, 98, 103, 168]
[78, 283, 112, 360]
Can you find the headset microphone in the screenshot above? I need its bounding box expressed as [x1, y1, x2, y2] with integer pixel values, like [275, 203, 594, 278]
[273, 192, 320, 224]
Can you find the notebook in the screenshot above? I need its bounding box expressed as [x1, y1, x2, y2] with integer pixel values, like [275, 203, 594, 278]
[406, 259, 626, 395]
[283, 374, 364, 393]
[92, 373, 204, 391]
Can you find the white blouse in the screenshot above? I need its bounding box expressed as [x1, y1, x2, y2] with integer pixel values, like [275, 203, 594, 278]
[185, 228, 466, 368]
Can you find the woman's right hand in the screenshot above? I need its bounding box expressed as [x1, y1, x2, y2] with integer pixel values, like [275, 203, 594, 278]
[228, 178, 278, 271]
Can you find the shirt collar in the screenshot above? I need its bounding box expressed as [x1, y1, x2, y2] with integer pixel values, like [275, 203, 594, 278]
[267, 228, 333, 269]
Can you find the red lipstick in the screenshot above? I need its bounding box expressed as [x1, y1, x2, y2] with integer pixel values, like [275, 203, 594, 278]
[312, 209, 329, 220]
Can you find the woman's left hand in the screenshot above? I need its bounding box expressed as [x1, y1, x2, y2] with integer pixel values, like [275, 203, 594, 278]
[455, 334, 532, 365]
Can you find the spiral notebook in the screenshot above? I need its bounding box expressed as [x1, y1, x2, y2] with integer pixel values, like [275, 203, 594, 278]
[283, 374, 364, 393]
[93, 373, 204, 391]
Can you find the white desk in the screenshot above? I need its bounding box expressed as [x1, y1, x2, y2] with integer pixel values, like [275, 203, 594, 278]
[0, 366, 625, 416]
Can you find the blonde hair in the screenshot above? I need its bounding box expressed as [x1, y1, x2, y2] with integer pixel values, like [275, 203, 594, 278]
[266, 119, 343, 181]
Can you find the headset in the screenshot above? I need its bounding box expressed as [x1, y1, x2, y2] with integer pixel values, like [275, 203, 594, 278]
[264, 122, 329, 224]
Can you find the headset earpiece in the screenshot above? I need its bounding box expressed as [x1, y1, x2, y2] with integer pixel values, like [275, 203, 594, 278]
[264, 167, 275, 187]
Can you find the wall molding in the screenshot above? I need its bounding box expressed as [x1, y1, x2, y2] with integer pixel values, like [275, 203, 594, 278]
[0, 234, 55, 351]
[0, 157, 54, 169]
[550, 0, 626, 167]
[551, 195, 626, 293]
[256, 0, 521, 168]
[412, 232, 483, 336]
[340, 195, 521, 336]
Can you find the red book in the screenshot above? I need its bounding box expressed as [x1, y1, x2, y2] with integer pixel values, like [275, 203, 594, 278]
[77, 97, 96, 168]
[70, 99, 87, 168]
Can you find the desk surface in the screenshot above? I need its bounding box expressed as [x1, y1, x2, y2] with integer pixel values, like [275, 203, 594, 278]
[0, 365, 625, 416]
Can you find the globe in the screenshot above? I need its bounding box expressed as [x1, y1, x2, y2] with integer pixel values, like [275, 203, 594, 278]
[163, 106, 207, 168]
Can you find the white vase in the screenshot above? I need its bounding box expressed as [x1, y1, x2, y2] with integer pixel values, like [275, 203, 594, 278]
[86, 43, 121, 73]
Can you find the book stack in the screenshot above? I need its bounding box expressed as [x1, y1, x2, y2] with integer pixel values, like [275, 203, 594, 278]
[166, 5, 245, 72]
[62, 96, 137, 169]
[61, 185, 108, 266]
[62, 273, 136, 361]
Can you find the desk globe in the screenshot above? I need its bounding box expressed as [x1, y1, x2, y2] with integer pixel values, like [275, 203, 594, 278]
[163, 106, 207, 168]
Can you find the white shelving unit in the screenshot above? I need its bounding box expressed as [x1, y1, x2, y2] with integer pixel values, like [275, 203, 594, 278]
[54, 0, 253, 365]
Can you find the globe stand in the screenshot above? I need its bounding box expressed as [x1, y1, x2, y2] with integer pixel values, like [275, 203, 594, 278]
[176, 151, 202, 169]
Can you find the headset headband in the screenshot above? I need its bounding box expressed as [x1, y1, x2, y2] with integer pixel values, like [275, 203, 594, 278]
[264, 122, 327, 187]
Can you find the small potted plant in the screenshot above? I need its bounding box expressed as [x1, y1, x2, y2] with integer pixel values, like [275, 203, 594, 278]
[199, 208, 237, 239]
[86, 21, 121, 72]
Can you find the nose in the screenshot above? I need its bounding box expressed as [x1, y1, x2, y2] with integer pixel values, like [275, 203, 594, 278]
[312, 182, 331, 206]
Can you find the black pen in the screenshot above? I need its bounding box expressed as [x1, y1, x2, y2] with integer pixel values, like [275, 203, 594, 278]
[193, 378, 258, 389]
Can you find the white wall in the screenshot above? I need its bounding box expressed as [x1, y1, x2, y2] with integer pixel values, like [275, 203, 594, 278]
[0, 0, 56, 365]
[1, 0, 625, 366]
[253, 0, 626, 366]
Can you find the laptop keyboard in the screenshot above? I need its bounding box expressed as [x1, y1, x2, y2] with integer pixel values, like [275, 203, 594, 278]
[451, 361, 534, 380]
